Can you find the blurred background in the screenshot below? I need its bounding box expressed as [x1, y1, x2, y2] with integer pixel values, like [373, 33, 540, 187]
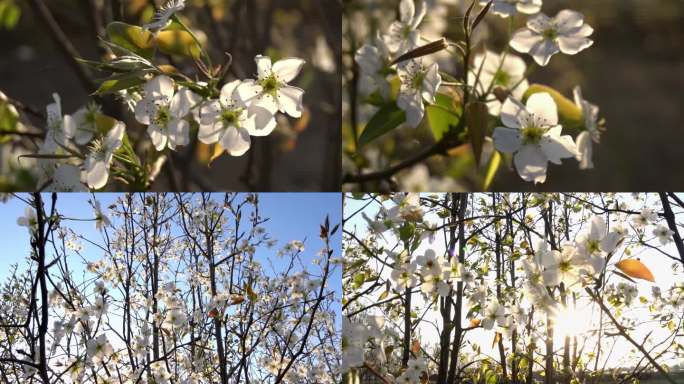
[342, 0, 683, 191]
[0, 0, 341, 191]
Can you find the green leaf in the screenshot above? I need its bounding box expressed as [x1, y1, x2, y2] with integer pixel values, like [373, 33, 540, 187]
[95, 74, 145, 95]
[483, 150, 501, 190]
[156, 30, 202, 59]
[0, 101, 19, 144]
[426, 93, 461, 141]
[352, 273, 366, 289]
[357, 103, 405, 149]
[1, 2, 20, 30]
[106, 22, 154, 58]
[399, 223, 415, 242]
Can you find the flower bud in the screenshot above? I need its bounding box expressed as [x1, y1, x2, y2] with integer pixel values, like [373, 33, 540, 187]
[391, 38, 448, 66]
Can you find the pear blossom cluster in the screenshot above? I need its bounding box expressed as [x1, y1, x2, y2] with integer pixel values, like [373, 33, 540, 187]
[4, 0, 307, 191]
[350, 0, 606, 188]
[355, 0, 441, 128]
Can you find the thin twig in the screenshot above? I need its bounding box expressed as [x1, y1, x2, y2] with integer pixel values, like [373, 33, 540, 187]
[586, 287, 676, 384]
[343, 136, 463, 183]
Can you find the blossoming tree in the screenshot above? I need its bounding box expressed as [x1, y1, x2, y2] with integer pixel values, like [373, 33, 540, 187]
[343, 193, 684, 383]
[0, 192, 340, 383]
[343, 0, 605, 190]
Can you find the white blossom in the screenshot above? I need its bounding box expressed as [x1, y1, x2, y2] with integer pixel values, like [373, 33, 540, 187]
[355, 33, 392, 98]
[237, 55, 305, 121]
[573, 86, 601, 169]
[84, 121, 125, 189]
[482, 0, 542, 18]
[384, 0, 426, 54]
[653, 224, 674, 245]
[493, 93, 578, 183]
[198, 80, 259, 156]
[64, 102, 101, 145]
[510, 9, 593, 66]
[469, 50, 529, 115]
[135, 75, 199, 151]
[397, 60, 441, 128]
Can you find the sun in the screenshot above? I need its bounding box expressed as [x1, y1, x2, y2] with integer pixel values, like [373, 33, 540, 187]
[552, 303, 596, 342]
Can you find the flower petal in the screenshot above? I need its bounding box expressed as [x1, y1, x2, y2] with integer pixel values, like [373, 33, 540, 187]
[397, 88, 424, 128]
[220, 127, 251, 156]
[557, 35, 593, 55]
[170, 87, 199, 119]
[255, 55, 272, 80]
[500, 97, 525, 128]
[272, 58, 305, 83]
[500, 52, 527, 77]
[510, 29, 543, 54]
[575, 130, 594, 169]
[528, 38, 559, 66]
[590, 216, 606, 240]
[105, 121, 125, 149]
[517, 0, 542, 15]
[399, 0, 415, 24]
[85, 157, 109, 190]
[554, 9, 585, 34]
[220, 80, 242, 107]
[277, 85, 304, 118]
[526, 13, 552, 33]
[167, 119, 189, 150]
[421, 63, 441, 104]
[134, 99, 153, 125]
[383, 21, 405, 53]
[199, 100, 222, 125]
[62, 114, 76, 139]
[526, 92, 558, 126]
[45, 93, 62, 130]
[198, 121, 223, 144]
[490, 2, 516, 18]
[601, 232, 620, 253]
[246, 105, 276, 136]
[493, 127, 522, 153]
[355, 44, 382, 75]
[145, 75, 175, 100]
[541, 127, 577, 164]
[409, 0, 426, 29]
[514, 144, 548, 183]
[236, 79, 263, 106]
[147, 124, 168, 151]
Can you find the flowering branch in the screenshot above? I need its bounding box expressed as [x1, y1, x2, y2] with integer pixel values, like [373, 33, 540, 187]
[585, 287, 676, 384]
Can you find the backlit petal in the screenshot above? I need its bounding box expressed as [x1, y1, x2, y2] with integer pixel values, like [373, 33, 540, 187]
[272, 58, 305, 83]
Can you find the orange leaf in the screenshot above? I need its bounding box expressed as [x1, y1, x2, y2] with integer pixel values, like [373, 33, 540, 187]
[411, 339, 421, 354]
[208, 309, 219, 318]
[229, 295, 245, 306]
[615, 259, 655, 282]
[469, 318, 482, 328]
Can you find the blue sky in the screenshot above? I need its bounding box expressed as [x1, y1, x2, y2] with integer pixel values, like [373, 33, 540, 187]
[0, 193, 342, 292]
